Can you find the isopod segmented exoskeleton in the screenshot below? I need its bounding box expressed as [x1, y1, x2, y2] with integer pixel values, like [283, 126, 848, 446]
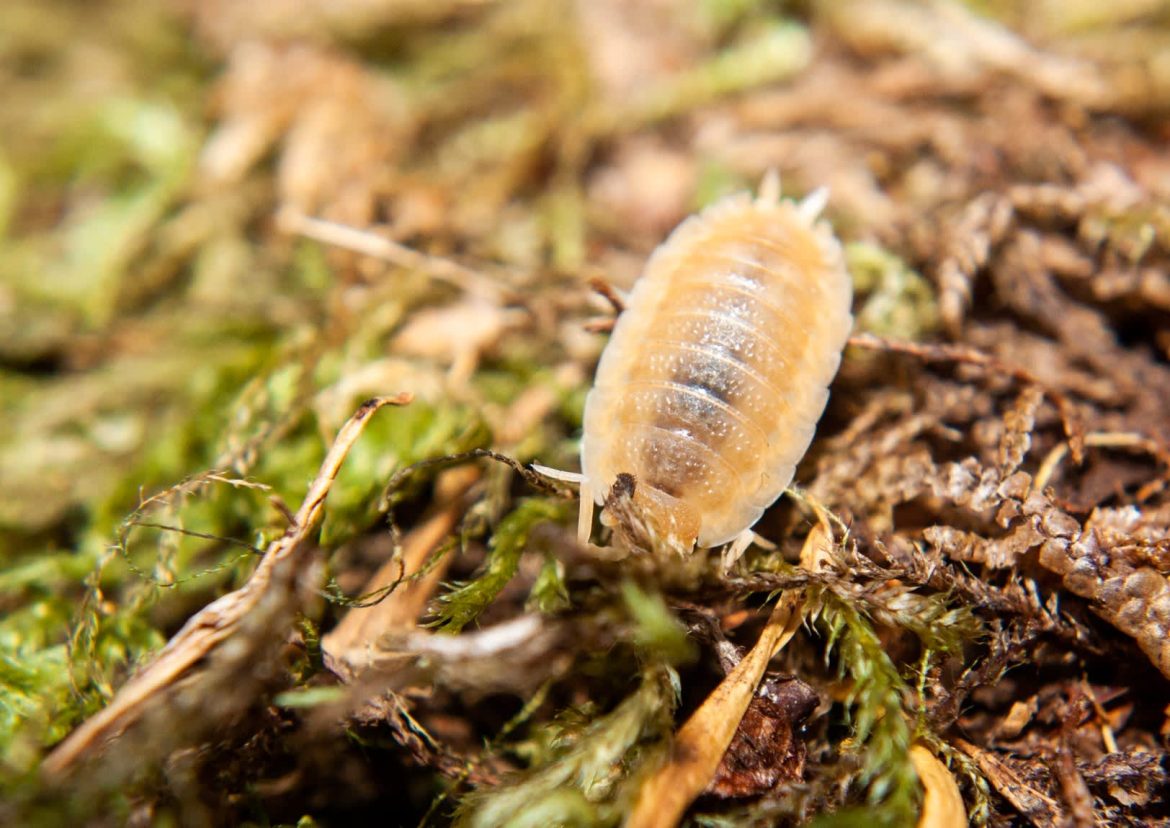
[540, 173, 853, 564]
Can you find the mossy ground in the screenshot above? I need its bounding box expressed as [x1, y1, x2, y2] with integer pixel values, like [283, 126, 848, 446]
[2, 1, 1170, 825]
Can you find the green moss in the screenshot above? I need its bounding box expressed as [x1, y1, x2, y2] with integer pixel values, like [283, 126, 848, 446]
[434, 498, 571, 633]
[527, 554, 571, 614]
[457, 666, 678, 828]
[620, 580, 697, 667]
[692, 160, 751, 210]
[810, 590, 921, 827]
[320, 401, 490, 547]
[847, 241, 940, 342]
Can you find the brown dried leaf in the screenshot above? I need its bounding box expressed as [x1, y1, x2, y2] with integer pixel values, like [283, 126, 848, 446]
[704, 675, 819, 799]
[956, 738, 1061, 827]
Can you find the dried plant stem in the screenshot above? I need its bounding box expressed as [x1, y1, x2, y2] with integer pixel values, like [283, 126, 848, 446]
[847, 332, 1085, 460]
[911, 744, 967, 828]
[42, 394, 411, 778]
[627, 592, 803, 828]
[1033, 431, 1169, 493]
[279, 209, 505, 301]
[323, 465, 479, 676]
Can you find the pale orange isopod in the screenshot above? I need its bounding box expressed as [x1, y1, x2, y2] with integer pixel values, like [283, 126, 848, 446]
[541, 173, 853, 564]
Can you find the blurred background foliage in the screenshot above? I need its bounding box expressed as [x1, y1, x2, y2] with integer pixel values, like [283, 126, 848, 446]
[2, 0, 1169, 825]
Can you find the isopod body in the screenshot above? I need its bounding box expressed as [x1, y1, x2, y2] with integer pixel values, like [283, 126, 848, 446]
[578, 176, 853, 557]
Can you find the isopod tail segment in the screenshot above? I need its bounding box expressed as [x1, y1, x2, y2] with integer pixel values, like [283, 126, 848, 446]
[755, 168, 829, 221]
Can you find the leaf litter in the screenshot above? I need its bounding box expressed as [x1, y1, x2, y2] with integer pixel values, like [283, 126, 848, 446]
[2, 0, 1170, 825]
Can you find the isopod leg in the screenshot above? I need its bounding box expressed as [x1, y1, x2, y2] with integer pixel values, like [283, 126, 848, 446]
[578, 480, 595, 546]
[583, 318, 616, 334]
[722, 529, 758, 571]
[588, 276, 628, 314]
[749, 530, 777, 551]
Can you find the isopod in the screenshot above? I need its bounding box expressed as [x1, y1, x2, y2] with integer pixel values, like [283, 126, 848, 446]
[541, 173, 853, 564]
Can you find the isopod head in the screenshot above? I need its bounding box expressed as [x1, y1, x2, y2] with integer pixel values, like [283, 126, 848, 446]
[599, 473, 701, 557]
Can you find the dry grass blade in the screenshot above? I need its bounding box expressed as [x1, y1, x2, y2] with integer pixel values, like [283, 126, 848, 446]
[627, 593, 803, 828]
[911, 744, 967, 828]
[1033, 431, 1170, 493]
[279, 209, 507, 301]
[41, 394, 411, 778]
[626, 523, 839, 827]
[323, 466, 478, 677]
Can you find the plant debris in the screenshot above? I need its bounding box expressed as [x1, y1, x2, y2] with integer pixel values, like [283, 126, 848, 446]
[3, 0, 1170, 825]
